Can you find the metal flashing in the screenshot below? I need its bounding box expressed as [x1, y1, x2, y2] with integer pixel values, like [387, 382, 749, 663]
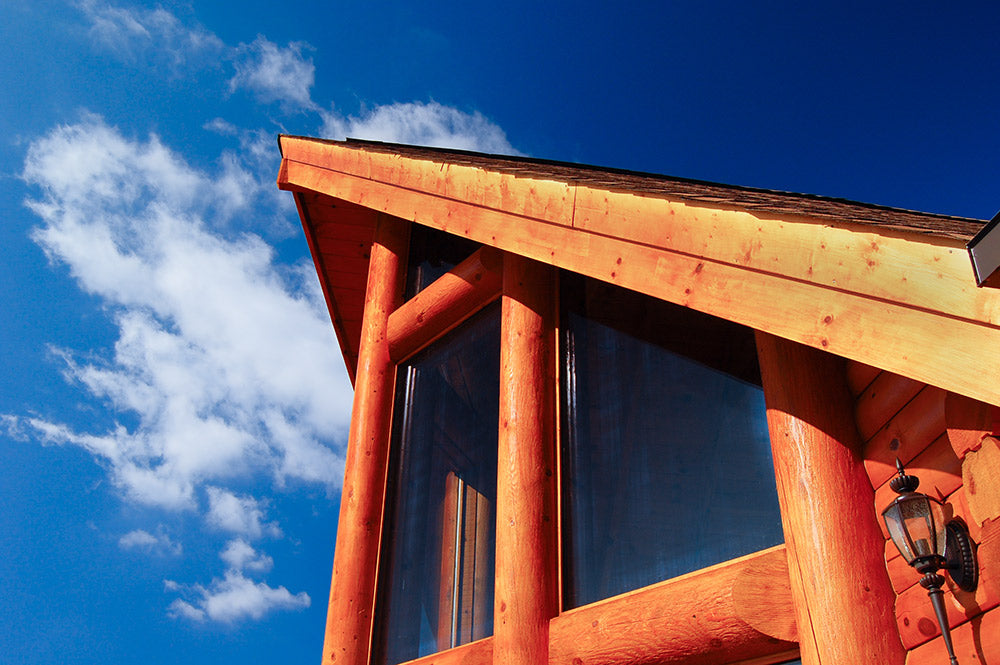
[967, 210, 1000, 287]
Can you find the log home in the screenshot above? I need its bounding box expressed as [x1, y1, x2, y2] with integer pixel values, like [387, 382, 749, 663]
[276, 136, 1000, 665]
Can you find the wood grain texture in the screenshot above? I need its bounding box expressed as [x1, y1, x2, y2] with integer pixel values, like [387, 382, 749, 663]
[278, 136, 996, 324]
[279, 156, 1000, 406]
[947, 486, 987, 544]
[904, 603, 1000, 665]
[321, 215, 409, 665]
[756, 332, 905, 665]
[963, 437, 1000, 528]
[548, 546, 796, 665]
[395, 638, 493, 665]
[294, 192, 374, 385]
[494, 254, 559, 665]
[885, 540, 915, 595]
[731, 546, 799, 643]
[855, 371, 926, 443]
[946, 393, 1000, 460]
[846, 361, 881, 398]
[863, 387, 947, 490]
[387, 246, 502, 362]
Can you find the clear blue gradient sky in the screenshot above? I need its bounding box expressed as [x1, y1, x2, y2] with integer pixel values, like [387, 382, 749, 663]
[2, 2, 999, 664]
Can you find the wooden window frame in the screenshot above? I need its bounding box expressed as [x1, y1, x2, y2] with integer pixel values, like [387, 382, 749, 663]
[322, 219, 813, 665]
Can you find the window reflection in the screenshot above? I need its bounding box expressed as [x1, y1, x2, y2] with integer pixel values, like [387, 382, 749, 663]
[404, 225, 481, 298]
[560, 274, 784, 609]
[374, 304, 501, 665]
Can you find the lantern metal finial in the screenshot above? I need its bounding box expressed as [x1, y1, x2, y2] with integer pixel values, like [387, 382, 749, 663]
[889, 457, 920, 493]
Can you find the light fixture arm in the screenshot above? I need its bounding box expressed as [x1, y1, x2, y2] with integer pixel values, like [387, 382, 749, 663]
[920, 573, 959, 665]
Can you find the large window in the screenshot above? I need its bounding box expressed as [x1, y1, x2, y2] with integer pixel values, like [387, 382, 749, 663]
[560, 273, 784, 609]
[404, 224, 482, 298]
[373, 304, 501, 665]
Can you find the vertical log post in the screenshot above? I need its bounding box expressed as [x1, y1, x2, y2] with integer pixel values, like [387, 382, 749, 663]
[322, 215, 409, 665]
[495, 254, 559, 665]
[755, 332, 905, 665]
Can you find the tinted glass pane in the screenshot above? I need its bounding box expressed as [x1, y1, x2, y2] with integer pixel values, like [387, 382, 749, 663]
[560, 274, 783, 609]
[405, 224, 482, 298]
[374, 304, 501, 665]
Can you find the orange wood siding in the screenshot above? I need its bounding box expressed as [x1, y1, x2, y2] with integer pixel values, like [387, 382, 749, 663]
[850, 360, 1000, 663]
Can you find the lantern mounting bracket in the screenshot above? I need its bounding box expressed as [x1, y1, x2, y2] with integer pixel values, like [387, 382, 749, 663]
[945, 521, 978, 592]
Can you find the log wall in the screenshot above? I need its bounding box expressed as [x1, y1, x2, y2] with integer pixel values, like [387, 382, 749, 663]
[847, 361, 1000, 665]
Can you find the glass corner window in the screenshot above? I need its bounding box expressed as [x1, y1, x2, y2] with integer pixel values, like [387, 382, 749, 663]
[373, 304, 501, 665]
[559, 273, 784, 609]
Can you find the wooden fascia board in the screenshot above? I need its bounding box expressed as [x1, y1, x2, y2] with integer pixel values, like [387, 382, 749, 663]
[277, 140, 1000, 406]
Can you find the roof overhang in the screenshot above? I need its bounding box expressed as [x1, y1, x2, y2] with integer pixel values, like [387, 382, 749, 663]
[968, 210, 1000, 287]
[278, 136, 1000, 406]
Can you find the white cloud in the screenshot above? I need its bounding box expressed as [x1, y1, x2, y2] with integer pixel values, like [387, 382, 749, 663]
[206, 488, 281, 540]
[167, 569, 309, 623]
[319, 101, 520, 154]
[119, 527, 182, 556]
[78, 0, 224, 69]
[203, 118, 238, 136]
[14, 115, 352, 512]
[230, 36, 317, 111]
[220, 538, 273, 573]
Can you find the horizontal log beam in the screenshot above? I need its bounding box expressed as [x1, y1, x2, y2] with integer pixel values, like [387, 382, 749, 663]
[280, 156, 1000, 406]
[387, 246, 503, 362]
[548, 546, 797, 665]
[389, 547, 796, 665]
[395, 638, 493, 665]
[278, 137, 997, 328]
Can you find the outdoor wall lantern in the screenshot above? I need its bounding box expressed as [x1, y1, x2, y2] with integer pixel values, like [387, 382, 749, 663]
[882, 459, 979, 665]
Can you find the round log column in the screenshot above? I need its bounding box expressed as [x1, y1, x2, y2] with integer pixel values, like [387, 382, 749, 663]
[322, 215, 409, 665]
[755, 332, 905, 665]
[494, 254, 559, 665]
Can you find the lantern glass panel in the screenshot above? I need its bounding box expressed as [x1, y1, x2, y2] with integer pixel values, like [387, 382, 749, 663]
[883, 493, 947, 564]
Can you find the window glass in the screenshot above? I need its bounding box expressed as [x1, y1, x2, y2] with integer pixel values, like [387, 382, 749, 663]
[374, 304, 501, 665]
[405, 224, 481, 298]
[560, 273, 784, 609]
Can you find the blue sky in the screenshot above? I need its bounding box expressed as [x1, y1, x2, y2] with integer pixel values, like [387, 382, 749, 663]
[1, 2, 999, 664]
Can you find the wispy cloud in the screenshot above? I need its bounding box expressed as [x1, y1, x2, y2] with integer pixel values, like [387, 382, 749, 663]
[166, 568, 310, 623]
[220, 538, 273, 573]
[206, 488, 281, 540]
[164, 538, 300, 623]
[230, 36, 317, 111]
[78, 0, 224, 69]
[166, 539, 307, 624]
[119, 526, 183, 556]
[319, 101, 520, 154]
[16, 115, 352, 512]
[79, 2, 520, 154]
